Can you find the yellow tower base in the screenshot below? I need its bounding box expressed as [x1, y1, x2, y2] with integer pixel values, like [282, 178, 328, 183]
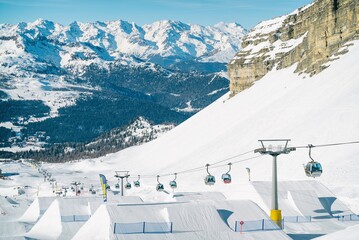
[270, 209, 282, 228]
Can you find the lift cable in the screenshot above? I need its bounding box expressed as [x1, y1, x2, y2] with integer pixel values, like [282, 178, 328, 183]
[137, 154, 262, 179]
[294, 140, 359, 149]
[112, 139, 359, 181]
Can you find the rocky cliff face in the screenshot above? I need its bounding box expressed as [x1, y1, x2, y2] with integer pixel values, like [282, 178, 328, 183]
[228, 0, 359, 96]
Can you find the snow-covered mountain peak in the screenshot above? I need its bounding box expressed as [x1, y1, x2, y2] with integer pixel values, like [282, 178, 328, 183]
[23, 19, 61, 38]
[0, 19, 247, 67]
[213, 22, 245, 33]
[28, 18, 54, 28]
[145, 20, 191, 33]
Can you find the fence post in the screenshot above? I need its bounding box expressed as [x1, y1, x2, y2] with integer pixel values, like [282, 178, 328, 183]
[234, 221, 237, 232]
[262, 219, 264, 230]
[296, 216, 299, 223]
[350, 214, 352, 221]
[143, 222, 146, 233]
[170, 222, 173, 233]
[113, 223, 116, 234]
[239, 221, 244, 234]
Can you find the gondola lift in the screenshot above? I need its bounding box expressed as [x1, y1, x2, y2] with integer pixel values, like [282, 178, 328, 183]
[156, 175, 164, 191]
[204, 164, 215, 185]
[125, 176, 132, 189]
[221, 163, 232, 184]
[115, 178, 120, 189]
[134, 175, 141, 187]
[169, 173, 177, 189]
[304, 144, 323, 178]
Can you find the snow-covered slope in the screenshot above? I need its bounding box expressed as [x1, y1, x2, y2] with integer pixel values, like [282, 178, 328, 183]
[42, 39, 359, 212]
[1, 39, 358, 240]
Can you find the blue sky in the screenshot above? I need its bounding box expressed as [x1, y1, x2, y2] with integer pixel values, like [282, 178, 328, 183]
[0, 0, 313, 29]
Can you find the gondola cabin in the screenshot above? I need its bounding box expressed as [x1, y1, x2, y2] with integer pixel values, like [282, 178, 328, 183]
[205, 175, 216, 185]
[115, 183, 120, 189]
[305, 162, 322, 178]
[125, 182, 132, 189]
[221, 173, 231, 184]
[156, 183, 164, 191]
[169, 180, 177, 189]
[134, 180, 140, 187]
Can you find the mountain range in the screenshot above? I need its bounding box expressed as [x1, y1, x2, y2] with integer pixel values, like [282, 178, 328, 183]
[0, 19, 246, 72]
[0, 19, 246, 157]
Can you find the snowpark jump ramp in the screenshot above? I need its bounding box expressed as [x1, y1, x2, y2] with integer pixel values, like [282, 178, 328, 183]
[252, 180, 353, 218]
[73, 199, 290, 240]
[252, 180, 358, 238]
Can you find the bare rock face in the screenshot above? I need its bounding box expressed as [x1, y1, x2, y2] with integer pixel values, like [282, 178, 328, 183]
[228, 0, 359, 97]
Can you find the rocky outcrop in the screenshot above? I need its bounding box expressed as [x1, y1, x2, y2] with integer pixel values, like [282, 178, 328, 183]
[228, 0, 359, 96]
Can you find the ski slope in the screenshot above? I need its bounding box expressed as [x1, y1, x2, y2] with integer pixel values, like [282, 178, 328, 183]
[7, 39, 354, 239]
[41, 40, 359, 210]
[1, 38, 359, 240]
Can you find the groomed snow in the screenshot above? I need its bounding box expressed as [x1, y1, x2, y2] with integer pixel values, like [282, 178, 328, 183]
[315, 224, 359, 240]
[75, 200, 290, 240]
[25, 199, 62, 239]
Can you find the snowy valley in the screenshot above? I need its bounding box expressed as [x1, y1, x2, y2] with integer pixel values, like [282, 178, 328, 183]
[0, 20, 246, 157]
